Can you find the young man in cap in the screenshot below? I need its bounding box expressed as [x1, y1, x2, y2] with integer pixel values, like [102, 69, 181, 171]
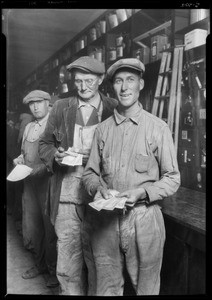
[13, 90, 58, 287]
[82, 58, 181, 296]
[38, 56, 117, 295]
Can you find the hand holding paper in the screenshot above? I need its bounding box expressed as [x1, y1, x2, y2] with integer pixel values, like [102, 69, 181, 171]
[62, 147, 83, 166]
[89, 189, 128, 211]
[7, 164, 33, 182]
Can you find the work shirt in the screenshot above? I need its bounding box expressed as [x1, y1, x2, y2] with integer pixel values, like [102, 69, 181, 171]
[83, 104, 180, 203]
[60, 97, 103, 203]
[18, 113, 49, 166]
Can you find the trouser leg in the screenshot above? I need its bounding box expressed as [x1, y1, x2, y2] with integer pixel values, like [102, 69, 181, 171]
[35, 177, 58, 276]
[54, 203, 87, 295]
[22, 179, 46, 271]
[42, 211, 57, 275]
[12, 181, 23, 223]
[82, 207, 124, 296]
[125, 205, 166, 295]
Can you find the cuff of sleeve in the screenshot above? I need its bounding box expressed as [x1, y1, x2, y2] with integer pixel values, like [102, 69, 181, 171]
[90, 184, 102, 197]
[144, 186, 159, 203]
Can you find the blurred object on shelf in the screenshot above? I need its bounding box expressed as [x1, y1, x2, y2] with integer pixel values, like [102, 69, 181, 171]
[108, 47, 117, 61]
[125, 9, 132, 19]
[94, 48, 103, 62]
[116, 45, 123, 58]
[116, 9, 127, 23]
[150, 35, 168, 62]
[134, 46, 150, 65]
[88, 50, 95, 58]
[95, 22, 102, 38]
[108, 13, 118, 29]
[89, 27, 97, 42]
[100, 20, 106, 34]
[61, 83, 68, 94]
[184, 29, 208, 51]
[116, 33, 123, 46]
[78, 37, 85, 50]
[190, 9, 209, 24]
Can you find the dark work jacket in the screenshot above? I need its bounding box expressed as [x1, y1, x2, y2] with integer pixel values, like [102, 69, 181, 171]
[39, 92, 117, 225]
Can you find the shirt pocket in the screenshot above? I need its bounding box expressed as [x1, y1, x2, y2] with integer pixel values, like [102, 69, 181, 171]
[135, 154, 150, 173]
[102, 155, 111, 176]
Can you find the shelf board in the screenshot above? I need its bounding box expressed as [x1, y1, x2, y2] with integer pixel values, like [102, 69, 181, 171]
[133, 20, 172, 44]
[72, 47, 87, 57]
[88, 34, 106, 48]
[107, 16, 132, 34]
[175, 17, 209, 36]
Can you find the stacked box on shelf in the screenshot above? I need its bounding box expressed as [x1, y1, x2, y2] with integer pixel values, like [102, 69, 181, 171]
[150, 34, 168, 62]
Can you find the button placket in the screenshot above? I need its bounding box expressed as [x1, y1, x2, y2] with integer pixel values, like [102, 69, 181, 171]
[120, 122, 131, 169]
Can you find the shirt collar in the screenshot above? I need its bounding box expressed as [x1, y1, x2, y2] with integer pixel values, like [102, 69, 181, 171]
[35, 112, 49, 126]
[114, 103, 143, 125]
[78, 94, 101, 110]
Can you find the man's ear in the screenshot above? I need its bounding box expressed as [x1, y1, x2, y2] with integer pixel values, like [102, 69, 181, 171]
[139, 78, 144, 91]
[45, 100, 50, 109]
[98, 74, 105, 86]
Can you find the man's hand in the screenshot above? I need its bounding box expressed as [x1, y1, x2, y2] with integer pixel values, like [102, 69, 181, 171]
[116, 188, 147, 207]
[54, 147, 68, 166]
[13, 157, 24, 166]
[29, 164, 47, 177]
[94, 186, 113, 201]
[76, 149, 90, 166]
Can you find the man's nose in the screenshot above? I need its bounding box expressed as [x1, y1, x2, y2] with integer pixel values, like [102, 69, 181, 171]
[121, 80, 128, 91]
[81, 80, 87, 90]
[33, 103, 38, 110]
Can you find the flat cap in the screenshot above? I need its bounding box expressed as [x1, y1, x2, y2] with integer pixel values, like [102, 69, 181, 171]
[66, 56, 105, 74]
[107, 58, 145, 80]
[23, 90, 51, 104]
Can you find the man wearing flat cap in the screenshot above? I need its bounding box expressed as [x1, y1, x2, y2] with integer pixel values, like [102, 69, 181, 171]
[82, 58, 180, 296]
[13, 90, 58, 287]
[38, 56, 117, 295]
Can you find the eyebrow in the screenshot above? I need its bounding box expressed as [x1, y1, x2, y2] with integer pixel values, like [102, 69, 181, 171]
[114, 74, 136, 80]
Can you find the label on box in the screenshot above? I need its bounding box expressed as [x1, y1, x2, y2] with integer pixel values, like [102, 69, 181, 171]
[182, 130, 188, 140]
[184, 29, 208, 50]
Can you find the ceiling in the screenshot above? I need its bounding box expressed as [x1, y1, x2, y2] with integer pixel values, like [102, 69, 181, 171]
[2, 8, 107, 92]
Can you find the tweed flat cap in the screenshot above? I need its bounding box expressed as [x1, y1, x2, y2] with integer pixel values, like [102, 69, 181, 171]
[66, 56, 105, 74]
[23, 90, 51, 104]
[107, 58, 145, 80]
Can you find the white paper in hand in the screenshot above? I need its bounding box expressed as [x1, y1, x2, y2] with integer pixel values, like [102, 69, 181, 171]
[7, 164, 33, 182]
[89, 189, 128, 211]
[61, 154, 83, 166]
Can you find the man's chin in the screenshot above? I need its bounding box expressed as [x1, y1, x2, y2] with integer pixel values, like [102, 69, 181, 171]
[79, 93, 94, 101]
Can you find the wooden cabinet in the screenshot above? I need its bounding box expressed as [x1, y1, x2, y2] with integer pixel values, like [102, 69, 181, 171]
[160, 187, 206, 295]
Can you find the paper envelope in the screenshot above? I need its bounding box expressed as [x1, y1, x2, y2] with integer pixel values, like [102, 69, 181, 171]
[7, 164, 33, 182]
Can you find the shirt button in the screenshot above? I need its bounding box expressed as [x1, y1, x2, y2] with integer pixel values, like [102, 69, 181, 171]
[122, 164, 125, 168]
